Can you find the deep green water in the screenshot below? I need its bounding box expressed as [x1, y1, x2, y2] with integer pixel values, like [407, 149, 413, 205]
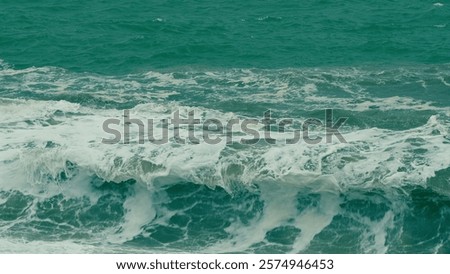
[0, 0, 450, 253]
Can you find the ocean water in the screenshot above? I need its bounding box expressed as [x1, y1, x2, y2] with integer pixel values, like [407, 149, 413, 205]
[0, 0, 450, 254]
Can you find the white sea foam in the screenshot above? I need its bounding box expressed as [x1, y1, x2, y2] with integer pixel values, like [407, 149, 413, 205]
[360, 211, 395, 254]
[1, 62, 450, 253]
[2, 63, 450, 113]
[1, 99, 449, 194]
[108, 183, 156, 243]
[291, 190, 340, 253]
[210, 183, 300, 252]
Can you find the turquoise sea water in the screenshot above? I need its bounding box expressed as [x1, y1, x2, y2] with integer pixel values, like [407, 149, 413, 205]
[0, 1, 450, 253]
